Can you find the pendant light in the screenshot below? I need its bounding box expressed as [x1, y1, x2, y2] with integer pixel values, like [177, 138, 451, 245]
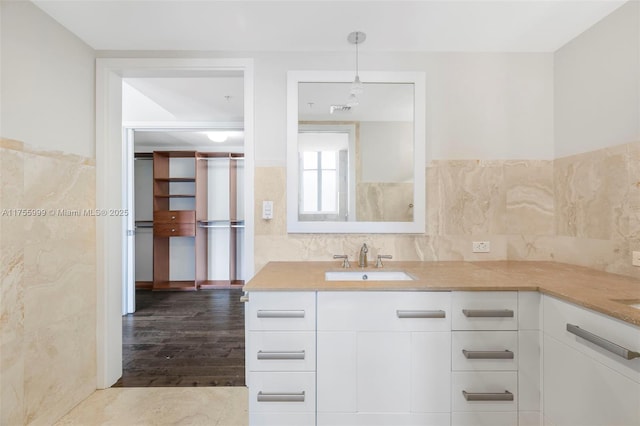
[347, 31, 366, 107]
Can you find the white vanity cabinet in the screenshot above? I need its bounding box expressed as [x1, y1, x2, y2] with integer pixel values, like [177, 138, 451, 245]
[542, 295, 640, 426]
[450, 291, 542, 426]
[245, 292, 316, 426]
[316, 291, 452, 426]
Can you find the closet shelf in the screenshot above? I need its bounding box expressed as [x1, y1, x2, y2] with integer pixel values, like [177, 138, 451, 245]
[154, 194, 196, 198]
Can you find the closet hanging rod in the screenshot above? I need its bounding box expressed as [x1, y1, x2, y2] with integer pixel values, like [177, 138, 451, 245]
[196, 156, 245, 161]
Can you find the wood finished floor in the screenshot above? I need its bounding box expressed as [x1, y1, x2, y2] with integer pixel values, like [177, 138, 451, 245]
[113, 289, 245, 387]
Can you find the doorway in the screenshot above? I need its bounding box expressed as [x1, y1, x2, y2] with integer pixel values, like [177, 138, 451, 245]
[96, 58, 254, 388]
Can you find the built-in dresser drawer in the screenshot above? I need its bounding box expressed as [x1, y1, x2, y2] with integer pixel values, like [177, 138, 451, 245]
[452, 292, 518, 331]
[153, 210, 195, 223]
[153, 223, 195, 237]
[247, 292, 316, 331]
[318, 291, 451, 332]
[249, 371, 316, 413]
[452, 331, 518, 371]
[451, 371, 518, 412]
[247, 331, 316, 372]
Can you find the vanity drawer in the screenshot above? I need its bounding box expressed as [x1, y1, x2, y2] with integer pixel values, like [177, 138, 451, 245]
[247, 292, 316, 331]
[247, 331, 316, 372]
[154, 210, 195, 224]
[452, 411, 517, 426]
[318, 291, 451, 332]
[452, 292, 518, 331]
[249, 371, 316, 413]
[153, 223, 195, 237]
[451, 371, 518, 412]
[452, 331, 518, 371]
[543, 295, 640, 382]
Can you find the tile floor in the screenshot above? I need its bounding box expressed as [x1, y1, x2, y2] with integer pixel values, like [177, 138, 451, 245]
[55, 387, 248, 425]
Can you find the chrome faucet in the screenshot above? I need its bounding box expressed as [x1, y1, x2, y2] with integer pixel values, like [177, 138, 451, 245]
[333, 254, 351, 268]
[358, 243, 368, 267]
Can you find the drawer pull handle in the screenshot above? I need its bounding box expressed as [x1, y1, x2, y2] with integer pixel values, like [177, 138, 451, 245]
[171, 216, 176, 220]
[462, 349, 514, 359]
[566, 324, 640, 360]
[257, 310, 305, 319]
[396, 310, 446, 319]
[462, 390, 514, 401]
[257, 391, 305, 403]
[462, 309, 514, 318]
[171, 228, 176, 232]
[257, 350, 305, 360]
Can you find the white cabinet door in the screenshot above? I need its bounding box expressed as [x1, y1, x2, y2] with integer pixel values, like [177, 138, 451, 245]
[357, 332, 412, 413]
[317, 331, 357, 413]
[543, 334, 640, 426]
[317, 291, 451, 423]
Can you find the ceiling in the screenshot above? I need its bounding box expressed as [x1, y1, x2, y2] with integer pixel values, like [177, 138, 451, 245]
[34, 0, 627, 52]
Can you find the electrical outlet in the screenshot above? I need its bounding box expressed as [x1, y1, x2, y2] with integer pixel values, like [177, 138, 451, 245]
[633, 251, 640, 267]
[472, 241, 490, 253]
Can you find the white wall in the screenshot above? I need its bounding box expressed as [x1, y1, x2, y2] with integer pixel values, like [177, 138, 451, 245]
[98, 50, 555, 163]
[554, 0, 640, 158]
[0, 0, 95, 157]
[252, 52, 555, 164]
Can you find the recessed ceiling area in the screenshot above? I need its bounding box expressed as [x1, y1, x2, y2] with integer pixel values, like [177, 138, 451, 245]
[34, 0, 627, 52]
[134, 130, 245, 152]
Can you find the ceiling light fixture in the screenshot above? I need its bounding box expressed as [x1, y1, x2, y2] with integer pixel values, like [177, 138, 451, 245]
[205, 131, 228, 143]
[347, 31, 366, 107]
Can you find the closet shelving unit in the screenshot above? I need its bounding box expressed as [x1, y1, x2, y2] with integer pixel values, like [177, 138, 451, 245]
[197, 152, 245, 289]
[152, 151, 200, 291]
[147, 150, 244, 291]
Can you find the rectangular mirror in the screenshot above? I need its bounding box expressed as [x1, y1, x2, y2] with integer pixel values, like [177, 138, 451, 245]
[287, 71, 425, 233]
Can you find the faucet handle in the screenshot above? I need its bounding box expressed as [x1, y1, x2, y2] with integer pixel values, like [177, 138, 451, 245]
[333, 254, 351, 268]
[376, 254, 392, 268]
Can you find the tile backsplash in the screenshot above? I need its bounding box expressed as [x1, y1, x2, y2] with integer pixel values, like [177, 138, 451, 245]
[255, 141, 639, 279]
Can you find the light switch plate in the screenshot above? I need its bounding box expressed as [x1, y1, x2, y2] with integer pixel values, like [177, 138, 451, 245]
[632, 251, 640, 267]
[262, 200, 273, 220]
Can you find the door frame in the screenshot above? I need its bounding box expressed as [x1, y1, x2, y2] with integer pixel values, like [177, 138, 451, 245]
[96, 58, 255, 388]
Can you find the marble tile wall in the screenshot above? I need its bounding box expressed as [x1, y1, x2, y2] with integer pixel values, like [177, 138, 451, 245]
[356, 182, 414, 222]
[255, 142, 638, 279]
[554, 141, 640, 279]
[0, 138, 96, 425]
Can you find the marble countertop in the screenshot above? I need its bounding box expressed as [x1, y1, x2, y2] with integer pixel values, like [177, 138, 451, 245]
[243, 261, 640, 326]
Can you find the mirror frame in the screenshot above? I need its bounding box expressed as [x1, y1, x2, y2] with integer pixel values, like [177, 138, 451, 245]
[287, 70, 425, 234]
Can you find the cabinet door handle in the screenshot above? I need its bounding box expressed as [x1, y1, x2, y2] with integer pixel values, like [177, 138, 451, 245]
[239, 295, 249, 303]
[462, 390, 514, 401]
[257, 350, 305, 360]
[171, 216, 176, 220]
[462, 349, 514, 359]
[566, 323, 640, 360]
[396, 310, 446, 318]
[257, 310, 305, 318]
[462, 309, 514, 318]
[257, 391, 305, 402]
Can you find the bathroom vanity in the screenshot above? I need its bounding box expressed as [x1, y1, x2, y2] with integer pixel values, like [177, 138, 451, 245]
[243, 261, 640, 426]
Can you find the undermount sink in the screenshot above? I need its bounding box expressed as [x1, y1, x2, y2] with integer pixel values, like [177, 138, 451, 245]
[325, 270, 415, 281]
